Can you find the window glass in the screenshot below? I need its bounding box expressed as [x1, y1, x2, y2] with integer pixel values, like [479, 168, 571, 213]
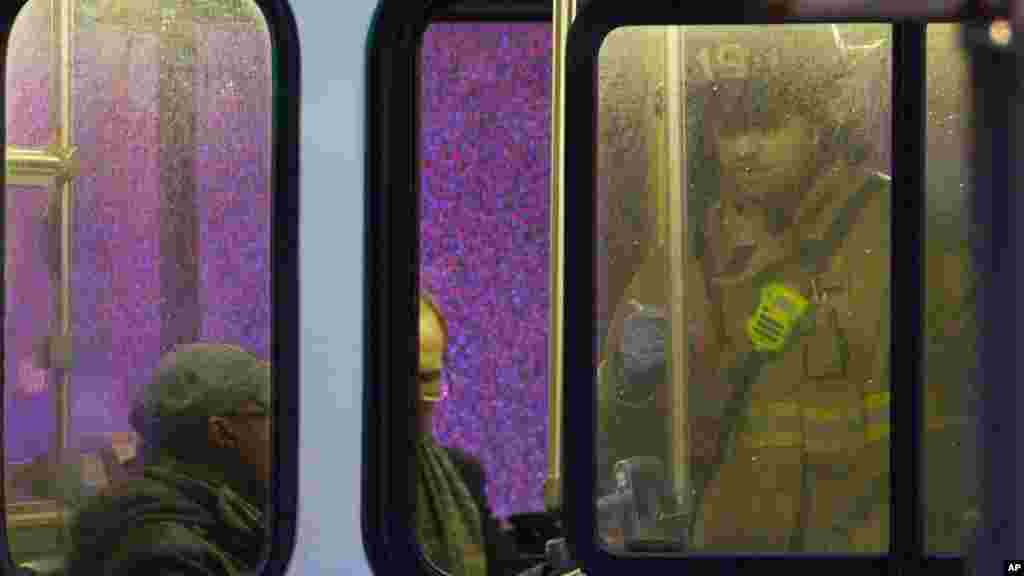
[5, 0, 272, 570]
[7, 0, 52, 148]
[417, 21, 553, 572]
[595, 24, 892, 554]
[923, 23, 978, 555]
[5, 185, 59, 479]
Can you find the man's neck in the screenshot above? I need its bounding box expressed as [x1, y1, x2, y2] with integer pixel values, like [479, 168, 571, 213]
[419, 401, 436, 436]
[154, 454, 266, 510]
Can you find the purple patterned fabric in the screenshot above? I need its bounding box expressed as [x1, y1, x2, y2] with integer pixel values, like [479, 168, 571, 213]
[421, 22, 552, 518]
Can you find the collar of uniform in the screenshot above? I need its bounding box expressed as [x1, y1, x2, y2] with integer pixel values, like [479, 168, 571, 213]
[709, 163, 873, 287]
[795, 162, 874, 243]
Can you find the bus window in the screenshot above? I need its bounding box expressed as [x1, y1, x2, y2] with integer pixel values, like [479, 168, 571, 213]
[923, 23, 978, 555]
[6, 0, 52, 149]
[417, 21, 555, 575]
[594, 24, 893, 554]
[5, 0, 282, 572]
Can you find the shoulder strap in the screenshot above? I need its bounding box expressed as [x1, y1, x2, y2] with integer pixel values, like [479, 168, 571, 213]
[750, 172, 891, 292]
[800, 172, 891, 273]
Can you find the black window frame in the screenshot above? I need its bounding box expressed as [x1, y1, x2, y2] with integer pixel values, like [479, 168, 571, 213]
[364, 1, 551, 575]
[0, 1, 300, 574]
[560, 1, 986, 575]
[366, 0, 1020, 575]
[960, 3, 1024, 573]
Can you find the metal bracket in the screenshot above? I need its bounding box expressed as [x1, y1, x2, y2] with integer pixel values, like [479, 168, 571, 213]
[653, 82, 665, 118]
[6, 144, 79, 188]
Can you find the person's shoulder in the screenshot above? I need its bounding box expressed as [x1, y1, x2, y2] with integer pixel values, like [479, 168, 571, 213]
[68, 470, 260, 576]
[92, 522, 239, 576]
[67, 508, 202, 575]
[860, 171, 891, 215]
[842, 170, 891, 245]
[440, 446, 492, 513]
[443, 445, 485, 479]
[71, 473, 175, 529]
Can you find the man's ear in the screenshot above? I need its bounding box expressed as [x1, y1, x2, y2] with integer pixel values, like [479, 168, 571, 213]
[208, 416, 239, 450]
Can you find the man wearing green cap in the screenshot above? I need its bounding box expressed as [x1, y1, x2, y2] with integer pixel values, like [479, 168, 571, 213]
[65, 343, 269, 575]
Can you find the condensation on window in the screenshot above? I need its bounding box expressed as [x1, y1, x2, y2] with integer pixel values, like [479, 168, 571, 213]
[5, 0, 271, 570]
[595, 24, 893, 554]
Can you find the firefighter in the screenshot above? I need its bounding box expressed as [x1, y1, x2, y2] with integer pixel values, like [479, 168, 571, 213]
[599, 27, 892, 552]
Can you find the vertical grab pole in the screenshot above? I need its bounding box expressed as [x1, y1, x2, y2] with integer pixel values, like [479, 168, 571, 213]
[665, 25, 690, 518]
[57, 0, 73, 466]
[545, 0, 576, 514]
[50, 0, 75, 541]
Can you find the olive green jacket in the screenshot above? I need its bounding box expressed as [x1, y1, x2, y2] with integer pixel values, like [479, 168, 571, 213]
[417, 436, 489, 576]
[65, 465, 264, 576]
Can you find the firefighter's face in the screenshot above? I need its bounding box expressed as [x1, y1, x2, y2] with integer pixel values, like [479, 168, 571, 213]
[715, 114, 819, 207]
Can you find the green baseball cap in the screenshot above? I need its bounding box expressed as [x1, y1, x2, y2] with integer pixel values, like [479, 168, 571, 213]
[134, 343, 270, 436]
